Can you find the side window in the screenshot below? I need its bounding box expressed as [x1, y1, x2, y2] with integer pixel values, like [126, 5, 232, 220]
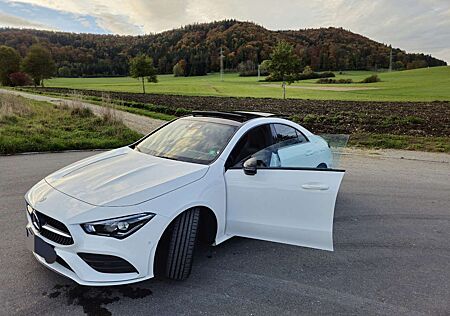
[227, 124, 274, 167]
[273, 124, 307, 147]
[269, 124, 319, 169]
[227, 123, 329, 170]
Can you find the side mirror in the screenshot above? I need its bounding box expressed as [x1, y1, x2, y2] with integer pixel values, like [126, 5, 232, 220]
[243, 157, 258, 175]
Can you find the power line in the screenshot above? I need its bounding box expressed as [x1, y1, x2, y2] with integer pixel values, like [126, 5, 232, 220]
[389, 45, 393, 72]
[220, 47, 224, 81]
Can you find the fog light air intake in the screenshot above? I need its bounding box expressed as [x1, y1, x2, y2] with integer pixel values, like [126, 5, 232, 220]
[78, 253, 138, 274]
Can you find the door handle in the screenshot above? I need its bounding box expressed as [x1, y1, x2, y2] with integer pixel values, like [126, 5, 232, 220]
[305, 150, 314, 156]
[301, 183, 329, 191]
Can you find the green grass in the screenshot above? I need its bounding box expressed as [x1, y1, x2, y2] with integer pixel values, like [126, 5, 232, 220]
[349, 134, 450, 152]
[45, 66, 450, 102]
[0, 95, 142, 154]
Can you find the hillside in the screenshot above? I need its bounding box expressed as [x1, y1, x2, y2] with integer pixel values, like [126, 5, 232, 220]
[0, 20, 446, 77]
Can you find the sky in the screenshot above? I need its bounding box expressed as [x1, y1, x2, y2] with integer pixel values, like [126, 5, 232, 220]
[0, 0, 449, 62]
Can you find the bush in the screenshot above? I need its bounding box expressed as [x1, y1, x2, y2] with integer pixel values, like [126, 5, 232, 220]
[70, 106, 93, 118]
[8, 72, 33, 86]
[317, 78, 334, 84]
[317, 78, 353, 84]
[302, 66, 314, 76]
[239, 69, 270, 77]
[361, 74, 381, 83]
[173, 59, 186, 77]
[297, 71, 335, 81]
[238, 60, 261, 77]
[265, 71, 335, 82]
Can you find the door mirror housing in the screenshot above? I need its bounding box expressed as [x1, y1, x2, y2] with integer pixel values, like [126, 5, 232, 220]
[243, 157, 258, 175]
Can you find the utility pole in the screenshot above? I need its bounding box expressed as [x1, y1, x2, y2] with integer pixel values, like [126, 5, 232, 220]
[257, 64, 261, 81]
[220, 47, 224, 81]
[389, 45, 393, 72]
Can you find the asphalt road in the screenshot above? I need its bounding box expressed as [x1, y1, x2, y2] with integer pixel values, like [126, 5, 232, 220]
[1, 150, 449, 315]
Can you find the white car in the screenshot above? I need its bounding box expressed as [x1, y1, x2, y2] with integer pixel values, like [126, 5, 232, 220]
[25, 111, 344, 286]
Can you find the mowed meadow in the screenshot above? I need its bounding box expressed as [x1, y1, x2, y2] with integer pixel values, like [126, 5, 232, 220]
[45, 66, 450, 102]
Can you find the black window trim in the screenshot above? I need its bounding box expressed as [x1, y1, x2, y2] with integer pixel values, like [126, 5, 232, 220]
[271, 122, 310, 144]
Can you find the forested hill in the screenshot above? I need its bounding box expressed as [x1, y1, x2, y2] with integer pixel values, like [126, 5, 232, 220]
[0, 20, 446, 77]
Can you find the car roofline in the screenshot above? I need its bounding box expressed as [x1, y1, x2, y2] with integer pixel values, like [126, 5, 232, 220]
[191, 111, 282, 123]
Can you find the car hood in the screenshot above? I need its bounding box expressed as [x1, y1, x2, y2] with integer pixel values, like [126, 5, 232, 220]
[45, 147, 208, 207]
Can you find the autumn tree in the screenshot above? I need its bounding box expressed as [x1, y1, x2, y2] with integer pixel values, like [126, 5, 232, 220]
[22, 45, 56, 87]
[260, 60, 271, 73]
[0, 45, 21, 86]
[129, 54, 158, 94]
[268, 41, 300, 99]
[173, 59, 186, 77]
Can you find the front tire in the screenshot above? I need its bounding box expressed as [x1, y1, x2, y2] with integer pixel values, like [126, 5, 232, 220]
[166, 208, 200, 280]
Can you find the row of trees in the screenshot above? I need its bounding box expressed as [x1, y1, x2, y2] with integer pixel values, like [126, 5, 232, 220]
[0, 42, 159, 93]
[0, 21, 445, 78]
[0, 45, 56, 86]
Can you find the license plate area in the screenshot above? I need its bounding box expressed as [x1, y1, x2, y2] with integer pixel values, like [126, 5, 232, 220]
[26, 227, 57, 264]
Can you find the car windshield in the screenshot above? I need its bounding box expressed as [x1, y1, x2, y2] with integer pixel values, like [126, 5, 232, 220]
[136, 118, 238, 164]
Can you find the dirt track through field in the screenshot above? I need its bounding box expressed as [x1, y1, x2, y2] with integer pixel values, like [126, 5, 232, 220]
[261, 84, 380, 91]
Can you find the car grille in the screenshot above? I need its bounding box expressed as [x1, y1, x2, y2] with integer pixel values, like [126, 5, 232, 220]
[78, 253, 138, 274]
[33, 210, 74, 245]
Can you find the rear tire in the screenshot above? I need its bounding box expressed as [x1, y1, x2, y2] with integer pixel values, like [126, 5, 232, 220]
[165, 208, 200, 280]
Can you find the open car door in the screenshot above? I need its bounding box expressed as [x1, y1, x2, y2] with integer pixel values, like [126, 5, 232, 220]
[225, 167, 344, 251]
[224, 123, 345, 251]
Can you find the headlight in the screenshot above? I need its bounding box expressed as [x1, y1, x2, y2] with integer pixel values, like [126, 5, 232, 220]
[81, 213, 155, 239]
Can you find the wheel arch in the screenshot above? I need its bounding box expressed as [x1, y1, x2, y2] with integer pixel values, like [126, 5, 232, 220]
[152, 205, 218, 276]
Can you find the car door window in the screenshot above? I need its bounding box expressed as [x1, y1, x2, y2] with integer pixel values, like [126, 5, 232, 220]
[227, 124, 275, 167]
[228, 123, 329, 169]
[273, 124, 307, 146]
[271, 123, 315, 168]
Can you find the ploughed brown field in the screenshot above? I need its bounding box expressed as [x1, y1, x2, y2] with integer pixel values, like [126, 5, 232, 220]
[29, 87, 450, 139]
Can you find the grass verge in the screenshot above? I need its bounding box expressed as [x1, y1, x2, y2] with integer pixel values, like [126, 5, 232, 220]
[15, 88, 177, 121]
[0, 94, 142, 155]
[349, 134, 450, 153]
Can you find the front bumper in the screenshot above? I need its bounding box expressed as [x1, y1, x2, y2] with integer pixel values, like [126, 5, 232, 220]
[25, 210, 168, 286]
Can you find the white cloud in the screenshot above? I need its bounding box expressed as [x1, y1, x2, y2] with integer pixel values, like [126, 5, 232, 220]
[3, 0, 450, 61]
[0, 11, 55, 30]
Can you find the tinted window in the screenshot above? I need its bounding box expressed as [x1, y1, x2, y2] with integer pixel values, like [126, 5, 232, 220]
[273, 124, 307, 145]
[228, 123, 324, 169]
[227, 124, 274, 167]
[136, 118, 237, 164]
